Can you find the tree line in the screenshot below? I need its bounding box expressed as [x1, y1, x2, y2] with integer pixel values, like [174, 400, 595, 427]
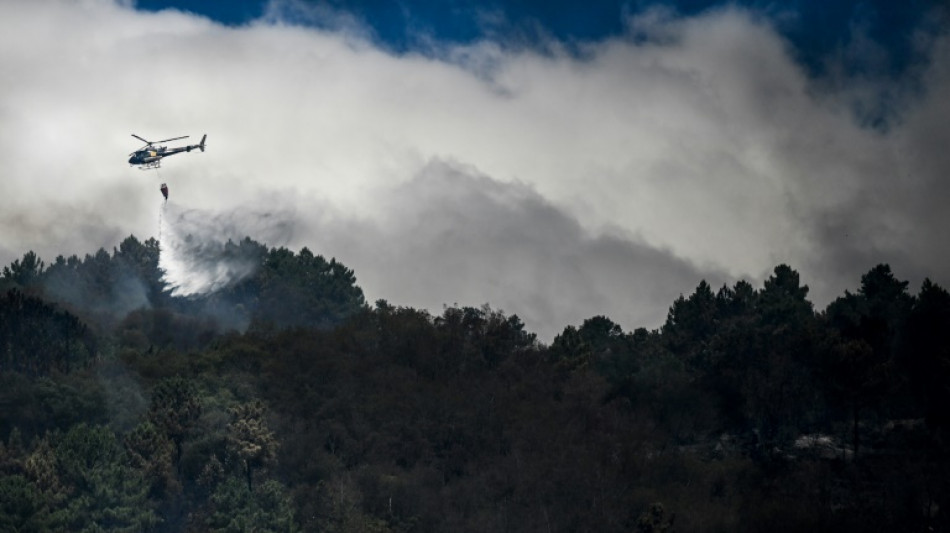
[1, 235, 949, 531]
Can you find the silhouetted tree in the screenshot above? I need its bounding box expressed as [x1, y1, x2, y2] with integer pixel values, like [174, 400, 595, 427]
[904, 279, 950, 433]
[1, 251, 44, 288]
[743, 265, 820, 449]
[663, 280, 717, 361]
[551, 315, 632, 377]
[823, 264, 913, 458]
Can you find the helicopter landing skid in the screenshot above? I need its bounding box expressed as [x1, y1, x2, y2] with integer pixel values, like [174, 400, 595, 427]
[137, 161, 161, 170]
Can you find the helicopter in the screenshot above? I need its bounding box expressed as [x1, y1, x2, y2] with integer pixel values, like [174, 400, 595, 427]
[128, 133, 206, 169]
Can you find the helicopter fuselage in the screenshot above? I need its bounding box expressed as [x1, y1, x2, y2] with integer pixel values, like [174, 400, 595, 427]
[128, 134, 206, 169]
[128, 146, 192, 166]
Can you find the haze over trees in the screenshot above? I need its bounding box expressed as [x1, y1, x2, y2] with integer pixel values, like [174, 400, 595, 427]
[1, 235, 949, 532]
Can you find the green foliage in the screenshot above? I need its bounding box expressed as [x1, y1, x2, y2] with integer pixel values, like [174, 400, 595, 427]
[41, 237, 162, 323]
[125, 421, 178, 498]
[0, 474, 50, 532]
[0, 289, 96, 376]
[117, 308, 221, 354]
[433, 304, 537, 373]
[663, 279, 718, 358]
[3, 238, 367, 338]
[252, 247, 366, 329]
[148, 377, 201, 468]
[206, 478, 298, 532]
[0, 373, 108, 443]
[550, 315, 632, 375]
[226, 400, 277, 491]
[1, 251, 45, 287]
[30, 424, 158, 532]
[5, 233, 950, 532]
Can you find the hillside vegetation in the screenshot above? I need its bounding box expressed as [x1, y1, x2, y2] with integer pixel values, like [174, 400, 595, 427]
[1, 235, 949, 532]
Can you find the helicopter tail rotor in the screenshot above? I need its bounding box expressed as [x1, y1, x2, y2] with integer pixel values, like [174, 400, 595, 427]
[199, 134, 207, 152]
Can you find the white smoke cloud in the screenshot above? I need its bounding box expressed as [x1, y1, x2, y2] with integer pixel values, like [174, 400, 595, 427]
[1, 1, 949, 338]
[299, 160, 725, 340]
[158, 201, 294, 296]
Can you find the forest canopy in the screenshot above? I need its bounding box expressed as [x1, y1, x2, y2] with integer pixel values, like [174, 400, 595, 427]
[1, 235, 949, 532]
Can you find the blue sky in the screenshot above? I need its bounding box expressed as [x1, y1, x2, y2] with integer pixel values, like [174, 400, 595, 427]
[135, 0, 944, 77]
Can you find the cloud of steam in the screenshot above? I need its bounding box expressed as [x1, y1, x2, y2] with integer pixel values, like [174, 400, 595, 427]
[159, 202, 294, 296]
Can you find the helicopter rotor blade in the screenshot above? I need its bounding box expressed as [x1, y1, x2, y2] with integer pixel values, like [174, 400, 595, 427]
[157, 135, 188, 144]
[132, 133, 150, 144]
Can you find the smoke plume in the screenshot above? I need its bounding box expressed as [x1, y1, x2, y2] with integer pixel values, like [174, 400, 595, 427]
[158, 202, 294, 296]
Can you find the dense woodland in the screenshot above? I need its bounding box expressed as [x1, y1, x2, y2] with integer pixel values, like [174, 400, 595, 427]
[1, 234, 949, 532]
